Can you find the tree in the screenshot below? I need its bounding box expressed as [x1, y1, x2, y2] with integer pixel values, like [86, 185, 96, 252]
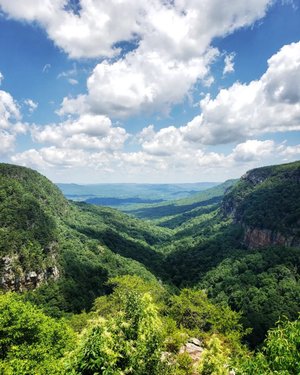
[0, 293, 74, 374]
[237, 316, 300, 374]
[68, 292, 168, 374]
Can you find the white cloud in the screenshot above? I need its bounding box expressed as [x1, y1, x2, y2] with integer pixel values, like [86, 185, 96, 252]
[125, 41, 299, 165]
[0, 0, 273, 118]
[57, 64, 80, 85]
[24, 99, 38, 113]
[11, 148, 50, 168]
[3, 0, 298, 183]
[56, 0, 273, 118]
[68, 78, 78, 85]
[142, 126, 185, 156]
[223, 52, 235, 75]
[181, 41, 300, 145]
[0, 72, 4, 85]
[0, 0, 273, 59]
[11, 147, 87, 169]
[231, 139, 275, 162]
[58, 0, 273, 117]
[0, 130, 15, 155]
[31, 114, 128, 151]
[42, 63, 51, 73]
[60, 47, 217, 118]
[280, 144, 300, 157]
[57, 95, 87, 116]
[0, 0, 145, 58]
[0, 89, 27, 154]
[0, 90, 21, 129]
[11, 138, 298, 183]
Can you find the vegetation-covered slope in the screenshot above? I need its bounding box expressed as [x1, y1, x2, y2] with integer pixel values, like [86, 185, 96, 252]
[161, 161, 300, 344]
[0, 163, 168, 313]
[0, 163, 68, 290]
[222, 161, 300, 247]
[1, 161, 300, 373]
[1, 277, 299, 375]
[124, 179, 236, 223]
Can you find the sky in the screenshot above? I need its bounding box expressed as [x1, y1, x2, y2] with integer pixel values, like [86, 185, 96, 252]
[0, 0, 299, 183]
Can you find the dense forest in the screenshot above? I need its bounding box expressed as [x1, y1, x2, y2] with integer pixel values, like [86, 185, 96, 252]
[0, 161, 299, 374]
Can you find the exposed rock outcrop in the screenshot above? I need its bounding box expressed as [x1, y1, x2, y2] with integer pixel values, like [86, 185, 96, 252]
[179, 337, 204, 370]
[243, 226, 299, 249]
[0, 253, 59, 291]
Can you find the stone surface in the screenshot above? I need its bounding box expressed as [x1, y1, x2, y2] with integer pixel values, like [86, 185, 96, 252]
[0, 253, 60, 291]
[179, 337, 204, 362]
[243, 226, 298, 249]
[188, 337, 202, 346]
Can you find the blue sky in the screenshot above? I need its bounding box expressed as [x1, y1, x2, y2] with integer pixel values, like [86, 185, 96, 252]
[0, 0, 299, 183]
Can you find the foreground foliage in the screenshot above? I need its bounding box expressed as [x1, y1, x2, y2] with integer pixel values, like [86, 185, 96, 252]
[0, 293, 74, 374]
[1, 278, 299, 374]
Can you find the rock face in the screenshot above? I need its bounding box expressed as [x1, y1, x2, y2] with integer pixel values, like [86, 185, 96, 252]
[243, 226, 299, 249]
[179, 337, 204, 366]
[222, 162, 300, 249]
[0, 254, 59, 291]
[221, 168, 272, 219]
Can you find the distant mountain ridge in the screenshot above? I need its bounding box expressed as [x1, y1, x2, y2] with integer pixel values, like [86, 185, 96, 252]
[85, 197, 164, 205]
[124, 179, 237, 223]
[57, 181, 219, 205]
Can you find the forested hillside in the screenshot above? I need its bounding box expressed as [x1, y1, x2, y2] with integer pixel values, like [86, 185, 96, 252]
[0, 163, 167, 313]
[0, 161, 299, 374]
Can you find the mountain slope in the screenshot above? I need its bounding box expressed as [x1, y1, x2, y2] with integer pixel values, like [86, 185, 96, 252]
[124, 179, 236, 224]
[222, 161, 300, 248]
[0, 163, 68, 291]
[0, 163, 168, 313]
[1, 161, 299, 345]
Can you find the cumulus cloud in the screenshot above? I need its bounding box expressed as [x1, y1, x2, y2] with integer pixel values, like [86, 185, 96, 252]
[24, 99, 38, 113]
[31, 114, 128, 151]
[280, 144, 300, 157]
[0, 72, 4, 85]
[59, 46, 218, 118]
[0, 130, 15, 155]
[12, 146, 120, 172]
[138, 120, 282, 166]
[181, 41, 300, 145]
[223, 52, 235, 75]
[3, 0, 298, 182]
[0, 89, 28, 154]
[231, 139, 276, 162]
[0, 0, 273, 118]
[57, 0, 273, 117]
[0, 0, 273, 59]
[11, 147, 86, 169]
[84, 48, 216, 117]
[130, 41, 300, 155]
[0, 90, 21, 129]
[0, 0, 144, 58]
[11, 138, 299, 183]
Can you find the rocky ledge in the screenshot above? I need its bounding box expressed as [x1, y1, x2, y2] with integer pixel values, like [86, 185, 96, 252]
[0, 254, 59, 291]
